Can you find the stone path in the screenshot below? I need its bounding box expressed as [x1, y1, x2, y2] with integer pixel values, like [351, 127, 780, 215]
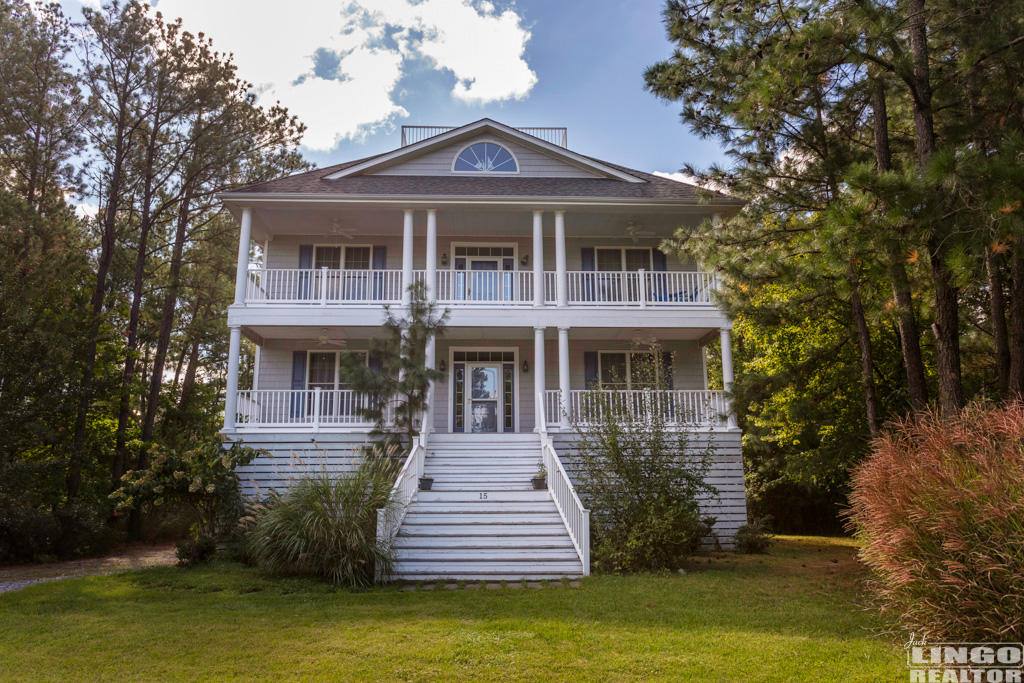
[399, 579, 582, 591]
[0, 543, 177, 595]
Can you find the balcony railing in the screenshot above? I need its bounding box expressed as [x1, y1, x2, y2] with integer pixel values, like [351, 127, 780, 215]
[401, 125, 567, 147]
[543, 389, 729, 428]
[244, 268, 716, 308]
[436, 269, 535, 305]
[235, 389, 393, 428]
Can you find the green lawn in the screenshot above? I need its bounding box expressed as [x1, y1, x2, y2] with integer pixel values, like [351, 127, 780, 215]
[0, 536, 902, 681]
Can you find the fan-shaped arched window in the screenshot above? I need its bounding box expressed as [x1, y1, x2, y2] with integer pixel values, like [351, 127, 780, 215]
[453, 142, 518, 173]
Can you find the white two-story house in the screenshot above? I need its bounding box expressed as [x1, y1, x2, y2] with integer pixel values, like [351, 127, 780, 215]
[219, 119, 746, 580]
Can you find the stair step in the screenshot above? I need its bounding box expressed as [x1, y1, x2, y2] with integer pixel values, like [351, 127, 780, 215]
[394, 549, 579, 561]
[390, 572, 579, 581]
[403, 513, 563, 525]
[409, 502, 555, 513]
[429, 483, 534, 491]
[393, 536, 573, 549]
[415, 490, 551, 502]
[399, 523, 570, 536]
[392, 561, 582, 575]
[424, 463, 538, 470]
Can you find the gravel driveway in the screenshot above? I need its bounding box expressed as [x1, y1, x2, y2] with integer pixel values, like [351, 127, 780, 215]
[0, 544, 177, 594]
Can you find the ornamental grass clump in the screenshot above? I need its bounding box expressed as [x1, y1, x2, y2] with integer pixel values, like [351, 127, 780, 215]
[245, 443, 402, 588]
[846, 402, 1024, 641]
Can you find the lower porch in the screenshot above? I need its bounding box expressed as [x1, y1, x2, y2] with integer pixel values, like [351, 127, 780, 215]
[230, 326, 735, 434]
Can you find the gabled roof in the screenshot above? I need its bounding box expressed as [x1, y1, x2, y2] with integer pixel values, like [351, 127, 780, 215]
[221, 118, 742, 207]
[324, 119, 643, 183]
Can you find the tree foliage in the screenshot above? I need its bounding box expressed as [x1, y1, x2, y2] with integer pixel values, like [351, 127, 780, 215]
[0, 0, 307, 560]
[646, 0, 1024, 529]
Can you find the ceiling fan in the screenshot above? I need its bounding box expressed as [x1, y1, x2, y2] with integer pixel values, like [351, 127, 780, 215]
[315, 328, 347, 347]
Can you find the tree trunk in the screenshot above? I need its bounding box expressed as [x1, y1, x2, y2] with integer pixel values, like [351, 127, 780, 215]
[140, 186, 193, 455]
[986, 247, 1012, 397]
[67, 133, 124, 498]
[907, 0, 963, 414]
[113, 105, 161, 487]
[1008, 247, 1024, 397]
[177, 338, 201, 409]
[872, 78, 929, 411]
[849, 270, 880, 435]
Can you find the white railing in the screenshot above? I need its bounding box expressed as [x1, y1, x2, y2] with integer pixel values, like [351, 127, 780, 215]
[564, 270, 715, 306]
[536, 396, 589, 575]
[235, 389, 386, 428]
[543, 389, 729, 428]
[375, 435, 425, 579]
[436, 269, 534, 305]
[244, 268, 715, 308]
[245, 268, 404, 304]
[401, 125, 567, 147]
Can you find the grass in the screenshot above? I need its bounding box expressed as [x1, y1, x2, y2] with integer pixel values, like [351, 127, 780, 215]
[0, 536, 902, 681]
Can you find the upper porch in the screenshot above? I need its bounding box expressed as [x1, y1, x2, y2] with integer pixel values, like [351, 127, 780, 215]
[227, 202, 729, 323]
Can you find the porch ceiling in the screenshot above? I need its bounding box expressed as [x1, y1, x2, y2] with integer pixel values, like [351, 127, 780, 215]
[243, 325, 717, 344]
[241, 204, 722, 242]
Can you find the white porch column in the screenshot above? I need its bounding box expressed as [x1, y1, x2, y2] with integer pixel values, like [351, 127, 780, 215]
[720, 327, 737, 429]
[558, 326, 570, 429]
[534, 326, 546, 431]
[223, 326, 242, 430]
[554, 210, 567, 307]
[425, 209, 437, 302]
[233, 207, 252, 305]
[401, 209, 414, 306]
[532, 210, 544, 307]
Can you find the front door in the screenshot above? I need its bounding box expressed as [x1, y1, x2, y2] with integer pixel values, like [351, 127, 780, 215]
[468, 259, 499, 301]
[466, 363, 501, 432]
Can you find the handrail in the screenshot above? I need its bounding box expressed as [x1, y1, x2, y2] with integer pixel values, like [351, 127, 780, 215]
[375, 435, 425, 579]
[542, 389, 729, 428]
[537, 392, 590, 575]
[242, 268, 716, 308]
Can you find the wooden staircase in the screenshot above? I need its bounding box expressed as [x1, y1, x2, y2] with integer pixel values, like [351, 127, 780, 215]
[390, 433, 585, 581]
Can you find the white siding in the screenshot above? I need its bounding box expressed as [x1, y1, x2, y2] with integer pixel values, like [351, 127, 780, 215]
[552, 431, 747, 548]
[369, 136, 601, 178]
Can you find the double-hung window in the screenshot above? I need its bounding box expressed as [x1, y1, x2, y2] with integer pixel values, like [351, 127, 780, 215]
[306, 350, 369, 419]
[598, 351, 664, 390]
[594, 247, 651, 301]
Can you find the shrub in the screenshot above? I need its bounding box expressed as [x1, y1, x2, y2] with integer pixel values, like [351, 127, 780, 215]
[112, 436, 258, 539]
[846, 402, 1024, 641]
[244, 443, 401, 588]
[176, 535, 217, 567]
[734, 516, 774, 554]
[573, 347, 718, 573]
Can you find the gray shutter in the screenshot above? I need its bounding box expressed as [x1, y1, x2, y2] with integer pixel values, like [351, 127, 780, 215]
[652, 248, 667, 271]
[661, 351, 674, 390]
[298, 245, 313, 299]
[581, 248, 595, 301]
[290, 351, 307, 418]
[584, 351, 599, 389]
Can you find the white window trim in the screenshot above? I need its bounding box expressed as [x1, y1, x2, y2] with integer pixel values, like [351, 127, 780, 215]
[447, 346, 520, 433]
[305, 349, 369, 391]
[594, 246, 653, 271]
[450, 139, 520, 175]
[449, 242, 519, 270]
[597, 349, 665, 390]
[312, 243, 375, 270]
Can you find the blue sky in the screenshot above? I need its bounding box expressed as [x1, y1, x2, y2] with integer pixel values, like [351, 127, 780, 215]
[310, 0, 728, 174]
[70, 0, 727, 176]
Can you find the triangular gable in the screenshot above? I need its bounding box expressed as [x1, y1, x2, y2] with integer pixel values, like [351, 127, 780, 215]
[323, 119, 644, 183]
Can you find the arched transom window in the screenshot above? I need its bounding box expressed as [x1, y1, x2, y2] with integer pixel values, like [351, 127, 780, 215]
[453, 142, 518, 173]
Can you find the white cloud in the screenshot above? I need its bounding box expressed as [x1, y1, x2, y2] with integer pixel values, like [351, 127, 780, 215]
[150, 0, 537, 151]
[654, 170, 730, 195]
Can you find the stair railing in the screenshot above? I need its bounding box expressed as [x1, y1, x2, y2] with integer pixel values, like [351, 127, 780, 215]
[375, 434, 425, 578]
[537, 392, 591, 575]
